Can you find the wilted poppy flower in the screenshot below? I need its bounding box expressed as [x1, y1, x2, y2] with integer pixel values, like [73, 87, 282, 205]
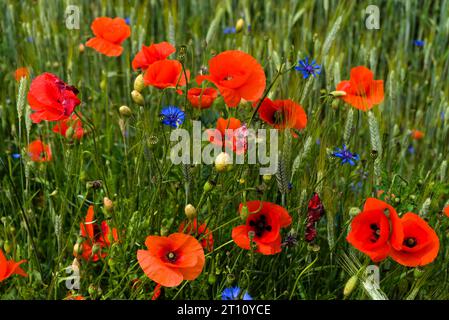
[27, 73, 80, 123]
[52, 114, 84, 140]
[86, 17, 131, 57]
[28, 140, 52, 162]
[336, 66, 384, 111]
[179, 219, 214, 252]
[390, 213, 439, 267]
[207, 117, 247, 154]
[347, 198, 403, 262]
[0, 249, 27, 282]
[196, 50, 266, 107]
[143, 59, 190, 94]
[15, 67, 29, 81]
[137, 233, 205, 287]
[232, 201, 292, 255]
[411, 130, 424, 140]
[76, 206, 118, 262]
[187, 87, 218, 109]
[132, 42, 176, 71]
[258, 98, 307, 132]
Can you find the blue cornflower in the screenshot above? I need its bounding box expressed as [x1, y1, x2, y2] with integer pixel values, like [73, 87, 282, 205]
[221, 286, 252, 300]
[294, 57, 321, 79]
[124, 17, 131, 25]
[11, 153, 21, 159]
[407, 145, 415, 155]
[413, 40, 424, 47]
[223, 27, 236, 35]
[160, 106, 185, 128]
[440, 111, 445, 121]
[332, 144, 360, 166]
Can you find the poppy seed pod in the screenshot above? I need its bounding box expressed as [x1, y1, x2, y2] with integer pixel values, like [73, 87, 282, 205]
[235, 18, 245, 33]
[119, 105, 132, 118]
[134, 74, 145, 92]
[214, 152, 232, 172]
[262, 174, 272, 183]
[184, 204, 197, 220]
[343, 275, 358, 297]
[91, 243, 101, 256]
[203, 180, 216, 193]
[131, 90, 144, 106]
[65, 126, 75, 140]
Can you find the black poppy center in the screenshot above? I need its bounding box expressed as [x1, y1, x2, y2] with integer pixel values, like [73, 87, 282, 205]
[249, 214, 272, 238]
[369, 223, 381, 243]
[166, 251, 177, 263]
[93, 224, 102, 242]
[273, 110, 285, 125]
[404, 237, 417, 248]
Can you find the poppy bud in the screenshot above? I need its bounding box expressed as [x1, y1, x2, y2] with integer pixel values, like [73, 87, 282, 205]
[343, 275, 358, 297]
[262, 174, 272, 183]
[131, 90, 144, 106]
[49, 189, 58, 197]
[78, 43, 85, 53]
[65, 126, 75, 140]
[413, 267, 424, 278]
[235, 18, 245, 33]
[226, 273, 235, 285]
[73, 243, 83, 256]
[103, 197, 113, 212]
[119, 105, 132, 118]
[91, 243, 101, 255]
[3, 240, 11, 254]
[184, 204, 197, 220]
[330, 90, 347, 97]
[214, 152, 232, 172]
[203, 180, 216, 193]
[72, 258, 80, 272]
[238, 178, 245, 184]
[133, 74, 145, 92]
[100, 79, 107, 91]
[349, 207, 361, 217]
[9, 226, 15, 233]
[88, 284, 102, 298]
[240, 205, 249, 222]
[86, 180, 102, 190]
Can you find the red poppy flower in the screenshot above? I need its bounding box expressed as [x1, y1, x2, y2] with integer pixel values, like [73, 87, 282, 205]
[207, 117, 247, 154]
[52, 114, 85, 140]
[28, 140, 52, 162]
[178, 219, 214, 252]
[390, 213, 439, 267]
[196, 50, 266, 107]
[347, 198, 403, 262]
[137, 233, 205, 287]
[86, 17, 131, 57]
[65, 294, 85, 300]
[336, 66, 384, 111]
[443, 205, 449, 218]
[143, 60, 190, 94]
[187, 87, 218, 109]
[258, 98, 307, 132]
[0, 249, 27, 282]
[27, 73, 81, 123]
[411, 130, 424, 140]
[76, 206, 118, 262]
[132, 42, 176, 71]
[15, 67, 29, 81]
[232, 201, 292, 255]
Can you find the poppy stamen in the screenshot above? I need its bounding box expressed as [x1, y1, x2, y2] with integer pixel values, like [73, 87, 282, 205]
[166, 251, 177, 263]
[404, 237, 417, 248]
[249, 214, 272, 238]
[369, 223, 381, 242]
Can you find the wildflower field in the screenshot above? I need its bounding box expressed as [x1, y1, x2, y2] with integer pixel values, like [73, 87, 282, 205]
[1, 0, 449, 302]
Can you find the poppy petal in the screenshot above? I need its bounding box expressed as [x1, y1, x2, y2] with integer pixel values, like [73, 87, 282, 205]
[137, 250, 184, 287]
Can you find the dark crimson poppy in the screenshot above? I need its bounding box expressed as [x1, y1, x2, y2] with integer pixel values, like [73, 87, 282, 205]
[390, 212, 439, 267]
[178, 219, 214, 252]
[0, 249, 27, 282]
[257, 98, 307, 132]
[336, 66, 384, 111]
[196, 50, 266, 107]
[232, 201, 292, 255]
[137, 233, 205, 287]
[187, 87, 218, 109]
[143, 60, 190, 94]
[28, 140, 52, 162]
[27, 72, 80, 123]
[347, 198, 403, 262]
[76, 206, 118, 262]
[132, 42, 176, 71]
[207, 117, 247, 154]
[15, 67, 29, 81]
[52, 114, 84, 140]
[86, 17, 131, 57]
